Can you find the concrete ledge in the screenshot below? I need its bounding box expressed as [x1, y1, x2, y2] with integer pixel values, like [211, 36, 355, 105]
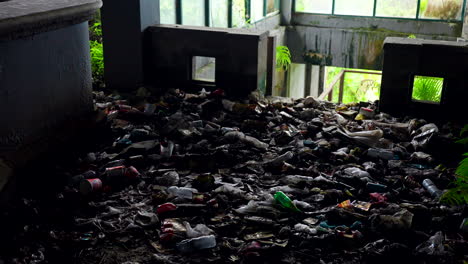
[384, 36, 468, 49]
[0, 0, 102, 40]
[292, 13, 462, 37]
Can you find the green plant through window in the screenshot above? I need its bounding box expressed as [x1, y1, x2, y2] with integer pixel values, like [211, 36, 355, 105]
[325, 67, 381, 103]
[412, 75, 443, 103]
[89, 15, 104, 87]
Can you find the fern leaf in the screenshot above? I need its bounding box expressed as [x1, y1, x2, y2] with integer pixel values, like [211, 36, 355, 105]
[461, 124, 468, 137]
[456, 156, 468, 177]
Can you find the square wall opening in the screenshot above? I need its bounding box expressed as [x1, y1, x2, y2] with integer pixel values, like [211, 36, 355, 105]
[192, 56, 216, 82]
[411, 75, 443, 103]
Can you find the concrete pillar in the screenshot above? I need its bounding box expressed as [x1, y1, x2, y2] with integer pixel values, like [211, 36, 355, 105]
[280, 0, 292, 25]
[462, 1, 468, 39]
[102, 0, 160, 91]
[310, 65, 321, 97]
[304, 64, 312, 97]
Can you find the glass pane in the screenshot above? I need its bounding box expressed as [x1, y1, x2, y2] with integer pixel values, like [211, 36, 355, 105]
[160, 0, 176, 24]
[182, 0, 206, 26]
[376, 0, 418, 18]
[267, 0, 279, 14]
[295, 0, 333, 14]
[210, 0, 229, 27]
[419, 0, 463, 20]
[251, 0, 265, 22]
[233, 0, 247, 27]
[334, 0, 374, 16]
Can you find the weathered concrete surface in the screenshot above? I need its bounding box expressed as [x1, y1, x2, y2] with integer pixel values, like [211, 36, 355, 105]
[288, 14, 462, 70]
[0, 22, 93, 150]
[147, 25, 268, 97]
[380, 37, 468, 121]
[0, 0, 102, 40]
[102, 0, 160, 91]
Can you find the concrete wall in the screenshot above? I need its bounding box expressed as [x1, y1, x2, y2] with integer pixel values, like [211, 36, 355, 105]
[101, 0, 159, 91]
[0, 22, 93, 150]
[288, 14, 463, 70]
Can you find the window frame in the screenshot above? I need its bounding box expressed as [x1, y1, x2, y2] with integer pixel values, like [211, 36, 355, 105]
[168, 0, 280, 27]
[293, 0, 467, 22]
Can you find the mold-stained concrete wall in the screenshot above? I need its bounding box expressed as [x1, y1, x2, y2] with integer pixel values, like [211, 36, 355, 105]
[0, 22, 93, 150]
[288, 14, 463, 70]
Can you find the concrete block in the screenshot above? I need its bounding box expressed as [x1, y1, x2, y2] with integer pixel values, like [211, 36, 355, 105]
[147, 25, 269, 97]
[380, 37, 468, 121]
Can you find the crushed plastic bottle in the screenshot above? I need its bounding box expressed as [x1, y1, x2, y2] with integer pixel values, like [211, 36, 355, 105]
[367, 148, 395, 160]
[176, 235, 216, 253]
[274, 191, 301, 212]
[422, 179, 442, 198]
[294, 223, 317, 234]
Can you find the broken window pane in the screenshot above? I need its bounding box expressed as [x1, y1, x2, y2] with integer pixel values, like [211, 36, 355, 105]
[182, 0, 206, 26]
[160, 0, 176, 24]
[375, 0, 418, 18]
[295, 0, 333, 14]
[419, 0, 463, 20]
[334, 0, 374, 16]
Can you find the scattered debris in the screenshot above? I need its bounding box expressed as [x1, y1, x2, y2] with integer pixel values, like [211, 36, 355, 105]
[1, 88, 467, 264]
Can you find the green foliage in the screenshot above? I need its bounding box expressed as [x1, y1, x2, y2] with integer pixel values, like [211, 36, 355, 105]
[412, 76, 443, 102]
[408, 34, 417, 39]
[441, 126, 468, 205]
[90, 40, 104, 81]
[325, 67, 381, 104]
[89, 17, 104, 86]
[276, 46, 291, 71]
[90, 21, 102, 38]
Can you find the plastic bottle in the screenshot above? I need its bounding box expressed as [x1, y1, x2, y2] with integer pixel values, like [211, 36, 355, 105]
[167, 186, 197, 200]
[224, 131, 268, 150]
[274, 191, 301, 212]
[343, 167, 371, 178]
[367, 148, 395, 160]
[267, 151, 294, 165]
[294, 223, 317, 235]
[176, 235, 216, 253]
[160, 141, 175, 158]
[422, 179, 442, 198]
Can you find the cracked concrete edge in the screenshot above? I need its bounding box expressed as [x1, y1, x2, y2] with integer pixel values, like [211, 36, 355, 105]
[0, 0, 102, 40]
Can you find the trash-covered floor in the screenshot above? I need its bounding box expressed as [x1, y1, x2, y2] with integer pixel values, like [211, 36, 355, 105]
[1, 88, 467, 264]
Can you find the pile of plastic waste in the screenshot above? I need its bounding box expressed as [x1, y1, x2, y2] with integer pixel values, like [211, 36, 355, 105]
[0, 88, 467, 264]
